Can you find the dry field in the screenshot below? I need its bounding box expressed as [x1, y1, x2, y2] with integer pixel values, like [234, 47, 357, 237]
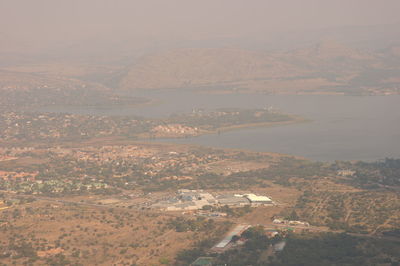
[0, 199, 230, 265]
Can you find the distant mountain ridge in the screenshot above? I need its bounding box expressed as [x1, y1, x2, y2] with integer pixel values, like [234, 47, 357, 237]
[120, 48, 301, 90]
[119, 41, 400, 95]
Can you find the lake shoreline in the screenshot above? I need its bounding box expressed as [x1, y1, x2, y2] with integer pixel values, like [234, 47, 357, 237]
[135, 114, 309, 141]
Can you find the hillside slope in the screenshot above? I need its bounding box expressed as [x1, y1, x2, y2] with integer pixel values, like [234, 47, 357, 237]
[119, 42, 400, 95]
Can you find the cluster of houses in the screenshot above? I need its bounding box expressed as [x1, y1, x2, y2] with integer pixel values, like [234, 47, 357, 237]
[337, 169, 356, 177]
[0, 171, 38, 181]
[151, 124, 200, 137]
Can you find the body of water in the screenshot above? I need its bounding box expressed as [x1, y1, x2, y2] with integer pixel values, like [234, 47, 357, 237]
[39, 89, 400, 162]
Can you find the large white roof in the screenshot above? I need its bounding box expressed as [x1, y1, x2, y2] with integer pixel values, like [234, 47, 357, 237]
[244, 193, 272, 202]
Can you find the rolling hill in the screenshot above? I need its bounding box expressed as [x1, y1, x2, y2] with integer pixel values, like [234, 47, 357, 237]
[119, 41, 400, 95]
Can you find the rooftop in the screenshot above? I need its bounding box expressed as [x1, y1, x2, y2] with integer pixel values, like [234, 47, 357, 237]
[244, 193, 272, 202]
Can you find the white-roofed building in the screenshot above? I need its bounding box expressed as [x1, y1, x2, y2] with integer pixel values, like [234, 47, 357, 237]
[216, 195, 251, 206]
[244, 193, 273, 206]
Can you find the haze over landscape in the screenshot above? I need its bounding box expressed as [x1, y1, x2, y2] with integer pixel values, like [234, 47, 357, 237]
[0, 1, 399, 265]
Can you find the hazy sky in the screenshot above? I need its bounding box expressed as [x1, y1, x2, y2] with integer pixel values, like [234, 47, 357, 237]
[1, 0, 400, 54]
